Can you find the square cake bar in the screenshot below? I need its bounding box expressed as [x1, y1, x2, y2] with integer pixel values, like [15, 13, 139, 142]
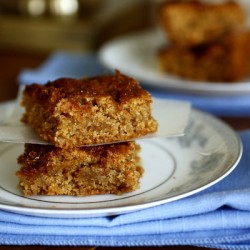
[21, 71, 158, 148]
[157, 30, 250, 82]
[16, 141, 143, 196]
[159, 0, 245, 47]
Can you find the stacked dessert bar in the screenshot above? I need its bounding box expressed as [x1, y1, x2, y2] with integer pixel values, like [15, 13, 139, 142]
[16, 71, 158, 196]
[157, 0, 250, 82]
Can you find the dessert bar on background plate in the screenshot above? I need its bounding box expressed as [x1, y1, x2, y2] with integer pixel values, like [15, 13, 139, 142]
[99, 30, 250, 95]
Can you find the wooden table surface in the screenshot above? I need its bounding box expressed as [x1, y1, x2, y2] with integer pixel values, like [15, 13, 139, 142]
[0, 49, 249, 250]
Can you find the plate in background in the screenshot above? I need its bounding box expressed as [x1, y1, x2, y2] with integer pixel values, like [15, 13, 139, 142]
[99, 30, 250, 96]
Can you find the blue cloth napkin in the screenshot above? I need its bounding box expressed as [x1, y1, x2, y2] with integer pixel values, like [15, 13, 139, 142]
[0, 130, 249, 249]
[18, 51, 107, 84]
[18, 51, 250, 117]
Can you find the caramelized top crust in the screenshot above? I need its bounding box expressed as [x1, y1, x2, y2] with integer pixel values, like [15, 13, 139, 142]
[23, 71, 151, 107]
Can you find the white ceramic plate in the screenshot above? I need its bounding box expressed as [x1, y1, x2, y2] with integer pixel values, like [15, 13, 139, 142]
[0, 101, 242, 218]
[99, 30, 250, 96]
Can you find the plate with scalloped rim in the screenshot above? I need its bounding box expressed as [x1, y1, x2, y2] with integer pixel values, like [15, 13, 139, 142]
[0, 101, 242, 218]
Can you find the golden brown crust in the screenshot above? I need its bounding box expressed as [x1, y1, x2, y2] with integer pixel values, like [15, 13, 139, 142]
[159, 0, 245, 47]
[157, 29, 250, 82]
[23, 71, 150, 106]
[16, 142, 143, 196]
[21, 71, 158, 148]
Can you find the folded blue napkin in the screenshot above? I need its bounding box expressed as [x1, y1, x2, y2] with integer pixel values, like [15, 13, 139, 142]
[0, 130, 249, 249]
[18, 51, 250, 117]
